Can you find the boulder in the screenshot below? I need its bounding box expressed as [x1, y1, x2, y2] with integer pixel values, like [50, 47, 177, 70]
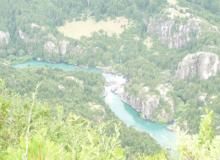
[176, 52, 219, 80]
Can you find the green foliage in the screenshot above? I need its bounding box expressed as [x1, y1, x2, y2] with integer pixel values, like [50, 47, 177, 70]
[1, 0, 220, 158]
[171, 77, 220, 133]
[0, 79, 5, 91]
[137, 151, 168, 160]
[119, 126, 161, 159]
[198, 109, 215, 146]
[178, 110, 220, 160]
[0, 66, 162, 159]
[186, 0, 220, 16]
[0, 87, 126, 160]
[118, 56, 163, 88]
[0, 65, 105, 120]
[4, 135, 71, 160]
[0, 97, 10, 130]
[0, 85, 166, 159]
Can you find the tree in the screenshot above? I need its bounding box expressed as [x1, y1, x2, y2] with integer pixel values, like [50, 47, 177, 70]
[179, 109, 220, 160]
[198, 109, 215, 147]
[7, 0, 18, 43]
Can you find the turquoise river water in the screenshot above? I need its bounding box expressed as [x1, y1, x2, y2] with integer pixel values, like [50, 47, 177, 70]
[13, 60, 177, 149]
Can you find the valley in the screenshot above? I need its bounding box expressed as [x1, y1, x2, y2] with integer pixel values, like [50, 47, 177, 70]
[0, 0, 220, 159]
[13, 60, 177, 149]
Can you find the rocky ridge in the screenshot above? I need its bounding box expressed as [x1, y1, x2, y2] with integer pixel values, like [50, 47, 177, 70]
[176, 52, 220, 80]
[148, 18, 200, 49]
[147, 2, 201, 49]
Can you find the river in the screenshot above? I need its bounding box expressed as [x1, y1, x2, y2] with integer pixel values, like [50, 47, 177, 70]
[13, 60, 177, 149]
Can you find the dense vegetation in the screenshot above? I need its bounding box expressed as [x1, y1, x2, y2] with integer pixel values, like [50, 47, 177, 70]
[0, 0, 220, 159]
[0, 63, 162, 159]
[185, 0, 220, 16]
[0, 80, 219, 159]
[0, 64, 105, 120]
[0, 81, 127, 159]
[178, 110, 220, 160]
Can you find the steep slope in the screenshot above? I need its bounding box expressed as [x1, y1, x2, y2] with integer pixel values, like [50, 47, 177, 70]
[0, 63, 162, 159]
[0, 0, 220, 134]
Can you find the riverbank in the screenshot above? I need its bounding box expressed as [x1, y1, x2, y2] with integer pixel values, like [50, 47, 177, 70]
[103, 72, 177, 149]
[12, 60, 177, 149]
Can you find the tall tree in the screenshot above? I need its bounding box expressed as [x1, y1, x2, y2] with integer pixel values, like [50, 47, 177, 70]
[198, 109, 215, 147]
[7, 0, 18, 43]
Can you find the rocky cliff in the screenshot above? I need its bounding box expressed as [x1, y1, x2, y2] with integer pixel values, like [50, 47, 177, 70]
[148, 17, 200, 49]
[176, 52, 220, 80]
[147, 3, 201, 49]
[111, 79, 175, 123]
[122, 94, 174, 123]
[44, 41, 58, 54]
[44, 40, 70, 55]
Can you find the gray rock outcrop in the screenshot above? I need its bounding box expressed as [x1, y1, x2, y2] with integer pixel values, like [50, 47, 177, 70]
[59, 40, 69, 55]
[104, 73, 174, 123]
[176, 52, 219, 80]
[122, 93, 160, 120]
[44, 40, 70, 55]
[122, 91, 174, 123]
[0, 31, 10, 47]
[148, 19, 200, 49]
[44, 41, 58, 54]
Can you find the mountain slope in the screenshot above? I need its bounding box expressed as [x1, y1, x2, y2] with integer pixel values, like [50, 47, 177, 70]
[0, 0, 220, 134]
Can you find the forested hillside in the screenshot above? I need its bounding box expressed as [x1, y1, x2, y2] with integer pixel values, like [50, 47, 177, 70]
[0, 63, 163, 159]
[0, 80, 166, 160]
[0, 80, 219, 160]
[0, 0, 220, 159]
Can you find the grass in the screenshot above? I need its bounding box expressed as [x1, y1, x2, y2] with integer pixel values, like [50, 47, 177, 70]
[57, 17, 131, 40]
